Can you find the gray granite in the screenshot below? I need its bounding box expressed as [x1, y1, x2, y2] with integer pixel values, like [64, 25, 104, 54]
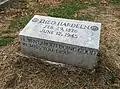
[19, 15, 101, 69]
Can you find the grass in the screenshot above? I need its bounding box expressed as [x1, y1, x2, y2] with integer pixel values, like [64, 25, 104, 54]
[7, 0, 33, 31]
[109, 72, 117, 84]
[0, 0, 32, 47]
[8, 0, 99, 32]
[6, 0, 120, 33]
[43, 0, 88, 19]
[9, 14, 32, 31]
[8, 0, 93, 33]
[75, 14, 94, 21]
[0, 37, 14, 46]
[1, 30, 14, 34]
[0, 13, 32, 47]
[105, 70, 117, 84]
[110, 86, 120, 89]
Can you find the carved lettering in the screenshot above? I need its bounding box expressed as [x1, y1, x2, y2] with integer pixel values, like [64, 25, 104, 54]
[21, 37, 97, 55]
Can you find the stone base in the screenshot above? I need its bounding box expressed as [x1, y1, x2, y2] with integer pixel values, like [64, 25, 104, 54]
[20, 36, 98, 69]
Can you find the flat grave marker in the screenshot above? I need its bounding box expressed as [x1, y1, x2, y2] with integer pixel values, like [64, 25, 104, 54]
[19, 15, 101, 69]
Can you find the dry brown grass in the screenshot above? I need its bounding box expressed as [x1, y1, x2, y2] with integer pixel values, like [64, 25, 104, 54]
[98, 5, 120, 73]
[0, 39, 119, 89]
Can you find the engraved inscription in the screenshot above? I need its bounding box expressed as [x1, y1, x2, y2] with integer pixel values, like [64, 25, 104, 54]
[20, 36, 98, 55]
[39, 24, 79, 39]
[37, 19, 91, 30]
[31, 18, 100, 40]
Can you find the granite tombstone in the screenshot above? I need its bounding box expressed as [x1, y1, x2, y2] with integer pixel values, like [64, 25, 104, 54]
[19, 15, 101, 69]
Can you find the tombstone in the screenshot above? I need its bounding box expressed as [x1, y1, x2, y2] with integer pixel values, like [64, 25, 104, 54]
[19, 15, 101, 69]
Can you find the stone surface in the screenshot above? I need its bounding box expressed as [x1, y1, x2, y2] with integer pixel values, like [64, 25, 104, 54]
[19, 15, 101, 69]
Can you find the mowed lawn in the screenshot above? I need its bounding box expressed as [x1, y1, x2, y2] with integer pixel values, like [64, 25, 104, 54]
[0, 0, 120, 89]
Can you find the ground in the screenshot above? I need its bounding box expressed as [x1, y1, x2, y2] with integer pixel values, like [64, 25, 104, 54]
[0, 0, 120, 89]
